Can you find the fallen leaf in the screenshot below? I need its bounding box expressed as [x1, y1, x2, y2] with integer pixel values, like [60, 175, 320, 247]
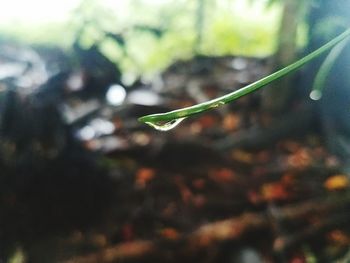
[327, 229, 350, 246]
[174, 176, 193, 203]
[281, 173, 295, 186]
[160, 228, 180, 240]
[209, 168, 236, 183]
[324, 175, 349, 191]
[135, 168, 155, 188]
[198, 115, 217, 129]
[247, 190, 263, 204]
[287, 149, 312, 169]
[222, 113, 241, 131]
[231, 150, 254, 164]
[261, 182, 290, 201]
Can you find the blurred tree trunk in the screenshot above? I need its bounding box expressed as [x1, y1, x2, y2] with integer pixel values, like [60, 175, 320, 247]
[263, 0, 350, 169]
[262, 0, 305, 114]
[194, 0, 206, 54]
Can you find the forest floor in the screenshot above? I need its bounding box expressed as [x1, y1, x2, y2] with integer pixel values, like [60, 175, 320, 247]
[1, 44, 350, 263]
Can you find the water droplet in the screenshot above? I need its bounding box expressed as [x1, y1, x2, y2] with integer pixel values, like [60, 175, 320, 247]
[145, 117, 186, 131]
[310, 90, 322, 101]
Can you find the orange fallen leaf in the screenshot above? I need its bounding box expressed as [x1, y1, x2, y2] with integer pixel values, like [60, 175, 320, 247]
[324, 175, 349, 191]
[160, 228, 180, 240]
[327, 229, 350, 246]
[209, 168, 236, 183]
[247, 190, 263, 205]
[281, 173, 295, 186]
[174, 176, 193, 203]
[231, 150, 254, 164]
[198, 115, 217, 129]
[222, 113, 241, 131]
[287, 149, 312, 169]
[135, 168, 155, 188]
[261, 182, 290, 201]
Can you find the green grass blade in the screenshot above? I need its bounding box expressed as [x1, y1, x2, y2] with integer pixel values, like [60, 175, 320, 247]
[139, 28, 350, 126]
[310, 37, 349, 100]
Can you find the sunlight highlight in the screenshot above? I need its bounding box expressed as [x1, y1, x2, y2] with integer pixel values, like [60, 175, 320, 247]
[0, 0, 80, 24]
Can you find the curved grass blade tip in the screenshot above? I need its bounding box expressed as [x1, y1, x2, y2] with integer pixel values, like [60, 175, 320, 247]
[139, 28, 350, 131]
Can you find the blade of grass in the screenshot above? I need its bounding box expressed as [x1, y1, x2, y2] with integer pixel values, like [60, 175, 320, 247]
[310, 37, 349, 100]
[139, 28, 350, 126]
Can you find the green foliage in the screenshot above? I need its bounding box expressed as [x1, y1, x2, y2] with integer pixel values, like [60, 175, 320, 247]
[0, 0, 280, 75]
[202, 12, 278, 56]
[0, 22, 75, 46]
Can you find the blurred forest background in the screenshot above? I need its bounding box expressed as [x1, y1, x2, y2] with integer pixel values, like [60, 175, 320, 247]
[0, 0, 281, 73]
[1, 0, 350, 262]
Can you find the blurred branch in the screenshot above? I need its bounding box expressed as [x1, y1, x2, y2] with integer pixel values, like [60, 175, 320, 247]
[63, 241, 156, 263]
[262, 0, 305, 113]
[63, 193, 350, 263]
[274, 214, 350, 253]
[62, 213, 267, 263]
